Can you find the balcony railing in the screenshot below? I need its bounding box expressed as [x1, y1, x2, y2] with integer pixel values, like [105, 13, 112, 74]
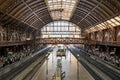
[96, 41, 120, 46]
[0, 41, 31, 47]
[39, 38, 85, 44]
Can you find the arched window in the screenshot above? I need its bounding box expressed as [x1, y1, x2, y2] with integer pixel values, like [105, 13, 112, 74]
[41, 21, 81, 38]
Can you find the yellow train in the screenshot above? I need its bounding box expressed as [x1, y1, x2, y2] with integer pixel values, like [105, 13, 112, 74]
[56, 49, 66, 57]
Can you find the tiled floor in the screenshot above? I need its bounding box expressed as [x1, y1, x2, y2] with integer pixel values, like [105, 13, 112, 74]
[31, 47, 94, 80]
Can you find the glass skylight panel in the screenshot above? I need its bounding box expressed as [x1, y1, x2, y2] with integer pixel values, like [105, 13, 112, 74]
[95, 25, 101, 30]
[97, 24, 103, 29]
[106, 20, 116, 26]
[46, 0, 77, 20]
[110, 19, 120, 26]
[101, 23, 107, 29]
[85, 15, 120, 33]
[109, 19, 117, 26]
[115, 17, 120, 21]
[97, 25, 104, 30]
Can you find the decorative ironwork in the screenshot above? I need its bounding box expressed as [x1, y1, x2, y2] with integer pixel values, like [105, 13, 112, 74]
[39, 38, 85, 44]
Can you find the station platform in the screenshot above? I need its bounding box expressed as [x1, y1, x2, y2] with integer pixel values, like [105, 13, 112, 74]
[31, 47, 94, 80]
[1, 46, 119, 80]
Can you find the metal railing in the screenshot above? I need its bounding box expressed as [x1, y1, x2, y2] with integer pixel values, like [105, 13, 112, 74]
[39, 38, 85, 44]
[96, 41, 120, 46]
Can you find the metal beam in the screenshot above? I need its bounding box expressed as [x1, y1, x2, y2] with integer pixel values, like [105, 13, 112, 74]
[77, 1, 102, 25]
[21, 0, 45, 24]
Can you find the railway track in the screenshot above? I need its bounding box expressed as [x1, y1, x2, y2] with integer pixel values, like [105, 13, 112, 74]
[0, 48, 50, 80]
[69, 48, 120, 80]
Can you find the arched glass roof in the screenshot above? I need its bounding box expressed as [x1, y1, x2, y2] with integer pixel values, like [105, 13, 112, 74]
[85, 15, 120, 33]
[46, 0, 78, 20]
[41, 21, 81, 38]
[0, 0, 120, 34]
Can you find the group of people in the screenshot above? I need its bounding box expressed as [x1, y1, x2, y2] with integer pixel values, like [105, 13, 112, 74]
[0, 50, 30, 68]
[0, 45, 46, 69]
[86, 48, 120, 67]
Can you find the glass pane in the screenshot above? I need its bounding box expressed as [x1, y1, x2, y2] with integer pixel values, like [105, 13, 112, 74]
[85, 15, 120, 33]
[41, 21, 81, 38]
[46, 0, 77, 20]
[111, 19, 120, 26]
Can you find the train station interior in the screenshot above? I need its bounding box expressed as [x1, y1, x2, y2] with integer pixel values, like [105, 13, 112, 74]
[0, 0, 120, 80]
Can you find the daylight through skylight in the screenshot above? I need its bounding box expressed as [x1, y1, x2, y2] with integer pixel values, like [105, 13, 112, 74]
[46, 0, 78, 20]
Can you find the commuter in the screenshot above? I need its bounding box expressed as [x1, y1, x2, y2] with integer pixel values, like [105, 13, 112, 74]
[118, 58, 120, 67]
[0, 50, 30, 68]
[84, 47, 120, 67]
[0, 60, 4, 68]
[115, 59, 119, 67]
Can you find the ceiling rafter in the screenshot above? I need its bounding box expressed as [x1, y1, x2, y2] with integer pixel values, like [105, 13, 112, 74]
[77, 1, 102, 25]
[21, 0, 45, 24]
[0, 10, 38, 29]
[0, 0, 120, 34]
[70, 0, 120, 32]
[75, 7, 100, 23]
[77, 2, 109, 20]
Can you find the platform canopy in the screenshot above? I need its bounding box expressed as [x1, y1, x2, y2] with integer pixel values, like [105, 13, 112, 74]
[0, 0, 120, 33]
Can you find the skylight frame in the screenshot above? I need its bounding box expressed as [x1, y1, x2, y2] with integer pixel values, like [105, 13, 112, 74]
[85, 15, 120, 33]
[41, 21, 81, 38]
[46, 0, 78, 20]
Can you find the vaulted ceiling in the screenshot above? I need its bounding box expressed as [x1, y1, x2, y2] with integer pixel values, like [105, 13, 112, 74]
[70, 0, 120, 30]
[0, 0, 52, 32]
[0, 0, 120, 33]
